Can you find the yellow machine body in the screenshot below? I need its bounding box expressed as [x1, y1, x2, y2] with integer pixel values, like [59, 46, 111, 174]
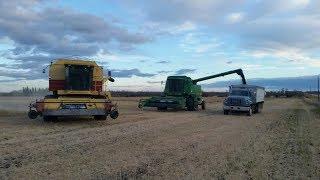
[28, 59, 118, 121]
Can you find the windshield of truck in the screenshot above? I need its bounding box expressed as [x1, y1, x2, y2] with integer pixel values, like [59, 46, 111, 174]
[166, 79, 184, 93]
[230, 90, 249, 96]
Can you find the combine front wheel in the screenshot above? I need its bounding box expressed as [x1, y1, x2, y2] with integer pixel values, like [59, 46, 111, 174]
[110, 110, 119, 119]
[186, 97, 196, 111]
[94, 115, 107, 121]
[43, 116, 58, 122]
[157, 107, 167, 111]
[201, 101, 206, 110]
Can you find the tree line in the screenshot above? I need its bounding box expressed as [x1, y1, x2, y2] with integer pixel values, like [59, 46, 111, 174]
[0, 87, 49, 96]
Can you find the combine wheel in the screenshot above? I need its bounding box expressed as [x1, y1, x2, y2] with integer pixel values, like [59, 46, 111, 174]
[201, 101, 206, 110]
[157, 107, 167, 111]
[110, 110, 119, 119]
[94, 115, 107, 121]
[28, 110, 39, 119]
[43, 116, 58, 122]
[186, 97, 196, 111]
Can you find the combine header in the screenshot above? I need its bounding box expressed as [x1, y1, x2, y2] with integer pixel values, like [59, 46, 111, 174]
[139, 69, 246, 111]
[28, 59, 119, 121]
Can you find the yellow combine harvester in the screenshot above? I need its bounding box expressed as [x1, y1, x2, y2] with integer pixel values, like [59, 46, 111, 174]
[28, 59, 119, 121]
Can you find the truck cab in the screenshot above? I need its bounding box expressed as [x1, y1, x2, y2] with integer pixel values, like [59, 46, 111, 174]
[223, 84, 265, 116]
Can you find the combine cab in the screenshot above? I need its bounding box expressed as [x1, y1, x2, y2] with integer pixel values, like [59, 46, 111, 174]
[28, 59, 119, 121]
[139, 69, 246, 111]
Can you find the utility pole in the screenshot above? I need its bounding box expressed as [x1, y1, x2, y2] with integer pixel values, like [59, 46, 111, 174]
[317, 75, 320, 102]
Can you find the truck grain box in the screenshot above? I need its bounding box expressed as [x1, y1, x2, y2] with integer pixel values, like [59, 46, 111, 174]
[223, 84, 265, 116]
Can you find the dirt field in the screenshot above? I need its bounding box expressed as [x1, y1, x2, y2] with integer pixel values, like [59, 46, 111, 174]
[0, 96, 320, 179]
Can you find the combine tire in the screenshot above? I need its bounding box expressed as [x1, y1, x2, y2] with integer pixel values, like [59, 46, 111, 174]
[28, 110, 39, 119]
[43, 116, 58, 122]
[110, 110, 119, 119]
[94, 115, 107, 121]
[186, 97, 196, 111]
[201, 101, 206, 110]
[157, 107, 167, 111]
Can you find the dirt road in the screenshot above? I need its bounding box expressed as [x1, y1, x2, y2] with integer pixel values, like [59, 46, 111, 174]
[0, 97, 319, 179]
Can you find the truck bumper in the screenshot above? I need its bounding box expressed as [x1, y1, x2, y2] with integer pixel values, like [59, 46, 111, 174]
[223, 105, 250, 112]
[43, 109, 107, 116]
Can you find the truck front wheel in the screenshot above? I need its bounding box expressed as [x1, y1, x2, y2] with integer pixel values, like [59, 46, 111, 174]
[224, 110, 229, 115]
[247, 107, 253, 116]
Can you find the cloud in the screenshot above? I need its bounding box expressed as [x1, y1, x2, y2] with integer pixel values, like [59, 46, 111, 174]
[147, 81, 164, 84]
[179, 33, 222, 53]
[226, 61, 233, 64]
[0, 0, 153, 83]
[175, 69, 196, 75]
[226, 12, 245, 23]
[120, 0, 320, 53]
[156, 60, 170, 64]
[158, 70, 172, 74]
[120, 0, 244, 23]
[0, 0, 150, 58]
[203, 75, 318, 91]
[111, 69, 156, 78]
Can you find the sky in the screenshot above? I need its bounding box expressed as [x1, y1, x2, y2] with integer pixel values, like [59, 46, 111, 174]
[0, 0, 319, 92]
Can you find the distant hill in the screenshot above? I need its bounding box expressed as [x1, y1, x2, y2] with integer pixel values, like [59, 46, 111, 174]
[201, 75, 319, 91]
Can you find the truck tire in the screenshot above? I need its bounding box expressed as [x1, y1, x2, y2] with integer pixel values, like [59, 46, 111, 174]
[201, 101, 206, 110]
[258, 102, 264, 113]
[224, 110, 229, 115]
[186, 97, 196, 111]
[94, 115, 107, 120]
[253, 104, 258, 114]
[247, 107, 253, 116]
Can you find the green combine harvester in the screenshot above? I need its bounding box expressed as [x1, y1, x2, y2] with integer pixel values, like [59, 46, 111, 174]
[138, 69, 246, 111]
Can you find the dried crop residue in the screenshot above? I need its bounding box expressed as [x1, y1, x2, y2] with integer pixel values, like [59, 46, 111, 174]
[0, 97, 319, 179]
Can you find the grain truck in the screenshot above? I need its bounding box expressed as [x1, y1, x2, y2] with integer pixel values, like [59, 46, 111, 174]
[28, 59, 119, 121]
[223, 84, 265, 116]
[139, 69, 246, 111]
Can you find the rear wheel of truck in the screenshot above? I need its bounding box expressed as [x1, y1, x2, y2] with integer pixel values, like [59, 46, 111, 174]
[257, 102, 263, 113]
[186, 97, 196, 111]
[253, 104, 258, 114]
[94, 115, 107, 121]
